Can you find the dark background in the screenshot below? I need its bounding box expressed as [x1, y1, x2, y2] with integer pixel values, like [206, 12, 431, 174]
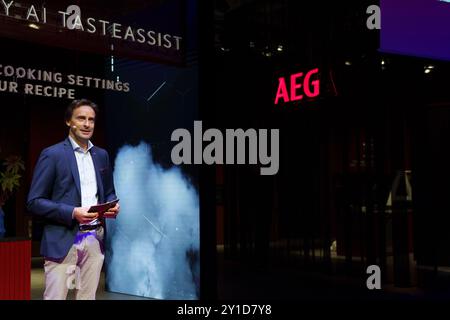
[206, 0, 450, 298]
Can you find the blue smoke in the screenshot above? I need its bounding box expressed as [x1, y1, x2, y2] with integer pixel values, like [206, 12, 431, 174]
[105, 142, 200, 299]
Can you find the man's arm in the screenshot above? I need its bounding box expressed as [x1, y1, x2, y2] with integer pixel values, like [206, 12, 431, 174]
[26, 149, 74, 227]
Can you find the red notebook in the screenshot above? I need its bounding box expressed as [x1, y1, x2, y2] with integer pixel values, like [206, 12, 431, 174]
[88, 199, 120, 218]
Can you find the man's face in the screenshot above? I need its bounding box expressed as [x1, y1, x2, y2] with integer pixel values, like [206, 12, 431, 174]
[66, 105, 96, 142]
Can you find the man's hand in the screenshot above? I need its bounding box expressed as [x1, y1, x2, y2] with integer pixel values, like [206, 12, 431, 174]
[103, 203, 120, 218]
[73, 207, 99, 224]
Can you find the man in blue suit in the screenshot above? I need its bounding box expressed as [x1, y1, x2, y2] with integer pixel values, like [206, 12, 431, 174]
[27, 99, 120, 300]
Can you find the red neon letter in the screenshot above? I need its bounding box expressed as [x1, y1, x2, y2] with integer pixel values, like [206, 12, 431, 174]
[290, 72, 303, 101]
[304, 68, 320, 98]
[274, 77, 289, 104]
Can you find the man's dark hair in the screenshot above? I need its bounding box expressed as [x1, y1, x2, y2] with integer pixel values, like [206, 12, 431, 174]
[65, 99, 99, 122]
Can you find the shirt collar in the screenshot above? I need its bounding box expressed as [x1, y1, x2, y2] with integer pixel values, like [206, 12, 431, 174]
[68, 135, 94, 153]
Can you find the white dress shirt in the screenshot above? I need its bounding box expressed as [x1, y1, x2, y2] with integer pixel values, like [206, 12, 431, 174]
[68, 135, 99, 225]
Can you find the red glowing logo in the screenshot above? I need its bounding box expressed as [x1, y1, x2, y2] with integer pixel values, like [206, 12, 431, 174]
[274, 68, 320, 105]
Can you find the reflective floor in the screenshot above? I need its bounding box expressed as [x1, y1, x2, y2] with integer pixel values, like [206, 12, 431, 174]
[31, 258, 152, 300]
[31, 252, 450, 301]
[216, 249, 450, 300]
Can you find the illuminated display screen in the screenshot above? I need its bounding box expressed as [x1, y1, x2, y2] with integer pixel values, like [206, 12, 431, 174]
[380, 0, 450, 61]
[103, 2, 199, 299]
[103, 56, 200, 299]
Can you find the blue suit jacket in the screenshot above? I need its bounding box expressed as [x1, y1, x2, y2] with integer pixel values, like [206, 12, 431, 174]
[27, 138, 117, 260]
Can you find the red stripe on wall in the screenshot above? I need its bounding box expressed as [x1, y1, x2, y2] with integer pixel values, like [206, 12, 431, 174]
[0, 244, 5, 299]
[0, 239, 31, 300]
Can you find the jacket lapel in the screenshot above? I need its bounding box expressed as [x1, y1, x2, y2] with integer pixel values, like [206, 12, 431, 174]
[63, 138, 81, 198]
[90, 148, 105, 203]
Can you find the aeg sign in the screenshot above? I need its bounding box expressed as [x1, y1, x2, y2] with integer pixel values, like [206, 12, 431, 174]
[274, 68, 320, 105]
